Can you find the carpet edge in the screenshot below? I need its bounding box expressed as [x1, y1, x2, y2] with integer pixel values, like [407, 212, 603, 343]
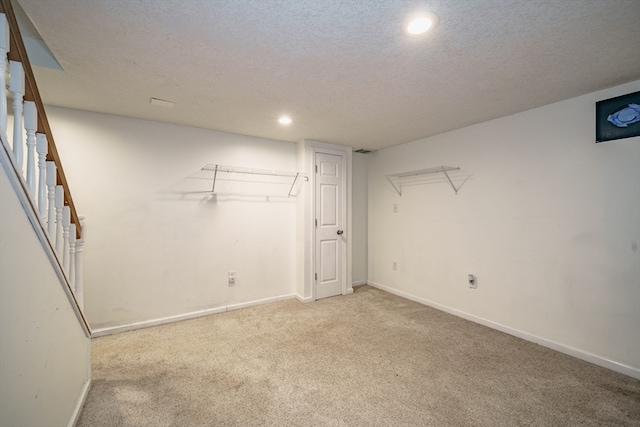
[368, 281, 640, 380]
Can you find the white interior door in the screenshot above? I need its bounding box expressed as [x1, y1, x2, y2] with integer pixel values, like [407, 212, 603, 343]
[315, 152, 344, 300]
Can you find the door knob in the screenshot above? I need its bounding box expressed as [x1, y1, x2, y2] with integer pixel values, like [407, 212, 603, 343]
[337, 230, 344, 235]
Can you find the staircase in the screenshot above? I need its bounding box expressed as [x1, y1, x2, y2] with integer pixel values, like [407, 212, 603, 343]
[0, 1, 88, 316]
[0, 1, 91, 426]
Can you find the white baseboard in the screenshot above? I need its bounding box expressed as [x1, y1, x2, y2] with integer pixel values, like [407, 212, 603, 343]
[368, 281, 640, 380]
[69, 379, 91, 427]
[92, 293, 296, 337]
[226, 293, 295, 312]
[352, 280, 367, 287]
[295, 294, 314, 303]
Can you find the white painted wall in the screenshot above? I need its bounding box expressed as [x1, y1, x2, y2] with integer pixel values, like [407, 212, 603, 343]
[368, 80, 640, 376]
[1, 160, 90, 427]
[352, 152, 368, 284]
[46, 107, 300, 331]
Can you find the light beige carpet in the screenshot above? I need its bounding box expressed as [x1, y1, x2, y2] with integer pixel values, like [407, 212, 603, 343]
[77, 285, 640, 426]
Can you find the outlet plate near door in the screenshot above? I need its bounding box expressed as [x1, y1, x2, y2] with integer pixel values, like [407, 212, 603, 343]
[468, 274, 476, 289]
[228, 271, 236, 286]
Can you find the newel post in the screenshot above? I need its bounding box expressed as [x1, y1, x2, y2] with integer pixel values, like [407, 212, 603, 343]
[74, 216, 85, 310]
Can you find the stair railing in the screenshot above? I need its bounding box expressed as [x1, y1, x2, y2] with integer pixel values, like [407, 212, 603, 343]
[0, 0, 88, 322]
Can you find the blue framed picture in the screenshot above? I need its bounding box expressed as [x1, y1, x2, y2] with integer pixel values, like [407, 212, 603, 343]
[596, 91, 640, 143]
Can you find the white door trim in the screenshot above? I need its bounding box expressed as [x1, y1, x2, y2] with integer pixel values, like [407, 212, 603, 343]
[296, 140, 352, 302]
[314, 150, 345, 300]
[312, 146, 349, 300]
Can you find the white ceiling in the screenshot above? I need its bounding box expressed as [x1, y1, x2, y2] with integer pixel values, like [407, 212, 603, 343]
[17, 0, 640, 151]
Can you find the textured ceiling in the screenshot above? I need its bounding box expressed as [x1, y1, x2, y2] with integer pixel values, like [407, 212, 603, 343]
[17, 0, 640, 150]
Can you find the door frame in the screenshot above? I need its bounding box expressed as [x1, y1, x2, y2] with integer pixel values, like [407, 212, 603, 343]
[296, 140, 352, 302]
[314, 150, 345, 300]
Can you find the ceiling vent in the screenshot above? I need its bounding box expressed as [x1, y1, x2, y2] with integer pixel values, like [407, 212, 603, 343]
[354, 148, 377, 154]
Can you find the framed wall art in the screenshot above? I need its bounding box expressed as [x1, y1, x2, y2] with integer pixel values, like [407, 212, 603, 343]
[595, 91, 640, 143]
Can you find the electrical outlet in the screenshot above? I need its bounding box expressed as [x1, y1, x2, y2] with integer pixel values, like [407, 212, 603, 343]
[392, 262, 398, 270]
[228, 271, 236, 286]
[468, 274, 476, 289]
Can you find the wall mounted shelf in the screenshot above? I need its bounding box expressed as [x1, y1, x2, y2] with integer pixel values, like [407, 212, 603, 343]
[165, 164, 308, 197]
[386, 166, 461, 195]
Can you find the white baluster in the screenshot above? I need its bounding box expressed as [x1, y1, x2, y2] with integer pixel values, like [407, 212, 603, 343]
[0, 14, 9, 134]
[46, 161, 56, 237]
[24, 101, 37, 195]
[74, 216, 85, 310]
[69, 223, 76, 288]
[55, 186, 64, 253]
[37, 134, 48, 220]
[62, 205, 70, 272]
[9, 60, 24, 171]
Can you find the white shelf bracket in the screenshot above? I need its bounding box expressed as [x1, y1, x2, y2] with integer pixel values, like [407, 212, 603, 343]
[386, 174, 402, 196]
[386, 166, 461, 196]
[442, 169, 460, 194]
[163, 164, 308, 197]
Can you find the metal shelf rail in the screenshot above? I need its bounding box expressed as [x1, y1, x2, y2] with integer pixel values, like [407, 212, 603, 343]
[165, 164, 308, 197]
[386, 166, 461, 195]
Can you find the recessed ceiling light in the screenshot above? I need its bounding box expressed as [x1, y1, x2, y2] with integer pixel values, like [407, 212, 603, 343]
[406, 12, 439, 36]
[150, 98, 175, 108]
[278, 116, 292, 125]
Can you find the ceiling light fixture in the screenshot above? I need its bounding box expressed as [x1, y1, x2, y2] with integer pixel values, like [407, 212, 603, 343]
[278, 116, 292, 125]
[406, 12, 439, 36]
